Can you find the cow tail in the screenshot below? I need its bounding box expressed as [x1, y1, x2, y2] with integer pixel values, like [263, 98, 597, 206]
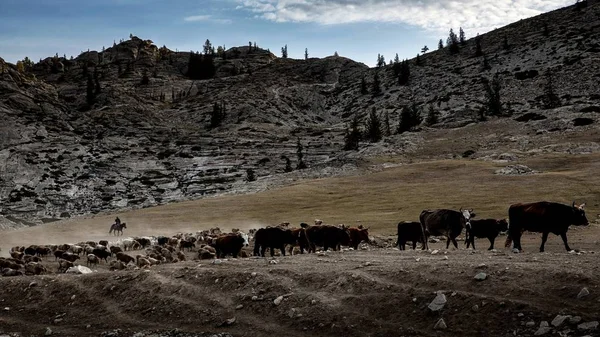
[420, 223, 428, 250]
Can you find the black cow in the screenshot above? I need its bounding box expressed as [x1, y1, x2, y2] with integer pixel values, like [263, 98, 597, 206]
[505, 201, 588, 252]
[253, 227, 297, 257]
[397, 221, 425, 250]
[420, 208, 475, 249]
[306, 225, 351, 253]
[465, 219, 508, 250]
[134, 237, 151, 248]
[92, 248, 111, 262]
[157, 236, 169, 246]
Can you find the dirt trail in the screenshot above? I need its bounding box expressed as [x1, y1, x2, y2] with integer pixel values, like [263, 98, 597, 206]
[1, 227, 600, 337]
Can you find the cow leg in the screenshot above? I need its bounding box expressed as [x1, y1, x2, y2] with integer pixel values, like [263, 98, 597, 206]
[260, 247, 266, 257]
[446, 237, 451, 249]
[488, 237, 495, 250]
[560, 232, 572, 252]
[269, 247, 275, 257]
[540, 231, 549, 252]
[451, 236, 459, 249]
[280, 245, 286, 256]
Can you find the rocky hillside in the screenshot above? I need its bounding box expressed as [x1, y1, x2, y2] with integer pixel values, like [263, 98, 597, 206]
[1, 1, 599, 227]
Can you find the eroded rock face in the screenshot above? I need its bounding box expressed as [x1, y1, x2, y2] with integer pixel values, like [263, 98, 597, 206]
[1, 1, 600, 226]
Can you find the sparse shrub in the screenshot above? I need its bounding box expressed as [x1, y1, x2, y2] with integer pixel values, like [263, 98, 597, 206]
[483, 74, 502, 116]
[296, 138, 307, 169]
[383, 111, 391, 136]
[281, 45, 288, 58]
[245, 169, 256, 182]
[372, 71, 382, 96]
[86, 74, 95, 106]
[210, 101, 226, 128]
[542, 71, 561, 109]
[360, 77, 368, 95]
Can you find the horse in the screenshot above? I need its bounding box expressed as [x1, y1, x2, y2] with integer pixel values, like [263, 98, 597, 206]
[109, 222, 127, 236]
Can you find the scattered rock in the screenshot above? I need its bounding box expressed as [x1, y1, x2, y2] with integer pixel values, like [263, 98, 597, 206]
[273, 296, 284, 306]
[534, 326, 551, 335]
[472, 305, 479, 312]
[65, 265, 93, 274]
[577, 287, 590, 299]
[217, 317, 236, 327]
[428, 293, 447, 312]
[311, 300, 317, 305]
[495, 165, 538, 176]
[540, 321, 549, 328]
[235, 304, 243, 310]
[434, 318, 447, 330]
[526, 321, 536, 328]
[45, 327, 52, 336]
[474, 272, 487, 281]
[517, 313, 524, 317]
[29, 282, 38, 288]
[269, 260, 279, 265]
[212, 259, 223, 265]
[288, 308, 297, 318]
[578, 321, 599, 331]
[431, 249, 439, 255]
[251, 272, 257, 277]
[569, 316, 582, 324]
[551, 315, 571, 327]
[251, 296, 259, 301]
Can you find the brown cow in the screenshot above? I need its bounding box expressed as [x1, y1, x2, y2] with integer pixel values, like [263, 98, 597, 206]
[506, 201, 588, 252]
[306, 225, 351, 253]
[116, 252, 135, 265]
[348, 226, 370, 250]
[213, 233, 246, 258]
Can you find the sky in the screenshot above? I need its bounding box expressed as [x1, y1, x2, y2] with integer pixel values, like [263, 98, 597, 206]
[0, 0, 573, 67]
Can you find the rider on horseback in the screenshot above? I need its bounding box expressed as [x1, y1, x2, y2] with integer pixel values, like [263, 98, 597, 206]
[115, 217, 121, 226]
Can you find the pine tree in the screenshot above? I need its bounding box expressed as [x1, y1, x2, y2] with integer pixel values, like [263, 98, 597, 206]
[438, 39, 444, 50]
[365, 107, 382, 143]
[542, 71, 561, 109]
[475, 36, 483, 57]
[415, 54, 421, 66]
[482, 75, 502, 116]
[425, 105, 440, 126]
[334, 51, 339, 57]
[86, 74, 95, 106]
[397, 103, 423, 134]
[447, 29, 460, 54]
[343, 113, 362, 151]
[383, 111, 391, 136]
[210, 102, 226, 128]
[360, 77, 368, 95]
[296, 138, 307, 169]
[459, 27, 466, 45]
[376, 54, 386, 67]
[203, 39, 213, 55]
[372, 71, 382, 96]
[93, 67, 101, 94]
[397, 59, 410, 85]
[421, 45, 429, 54]
[304, 48, 308, 60]
[282, 155, 293, 172]
[482, 54, 491, 70]
[394, 53, 400, 64]
[281, 45, 288, 58]
[543, 22, 549, 37]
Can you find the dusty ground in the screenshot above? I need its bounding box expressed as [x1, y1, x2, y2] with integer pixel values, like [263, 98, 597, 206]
[1, 226, 600, 337]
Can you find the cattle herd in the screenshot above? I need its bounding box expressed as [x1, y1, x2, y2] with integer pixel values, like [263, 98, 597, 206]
[0, 200, 590, 278]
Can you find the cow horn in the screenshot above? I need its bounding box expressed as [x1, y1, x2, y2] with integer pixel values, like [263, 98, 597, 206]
[572, 201, 576, 208]
[580, 203, 586, 209]
[459, 207, 463, 212]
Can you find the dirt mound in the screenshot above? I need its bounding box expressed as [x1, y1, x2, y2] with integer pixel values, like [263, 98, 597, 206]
[1, 229, 600, 337]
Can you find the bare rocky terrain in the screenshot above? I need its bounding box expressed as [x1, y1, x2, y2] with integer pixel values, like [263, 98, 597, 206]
[1, 1, 599, 227]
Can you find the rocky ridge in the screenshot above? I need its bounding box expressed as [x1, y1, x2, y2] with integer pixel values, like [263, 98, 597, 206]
[0, 1, 599, 226]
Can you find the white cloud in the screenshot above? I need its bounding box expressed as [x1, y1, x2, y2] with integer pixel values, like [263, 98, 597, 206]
[184, 14, 232, 24]
[235, 0, 572, 33]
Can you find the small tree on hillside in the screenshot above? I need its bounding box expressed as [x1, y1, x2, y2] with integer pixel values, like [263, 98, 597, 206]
[483, 75, 502, 116]
[394, 53, 400, 64]
[203, 39, 213, 56]
[245, 168, 256, 182]
[281, 155, 293, 172]
[360, 77, 368, 95]
[397, 59, 410, 85]
[210, 101, 226, 128]
[365, 107, 383, 143]
[421, 45, 429, 54]
[86, 74, 95, 106]
[281, 45, 288, 58]
[542, 71, 561, 109]
[475, 35, 483, 57]
[425, 105, 440, 126]
[397, 103, 422, 134]
[343, 113, 362, 151]
[503, 35, 510, 50]
[438, 39, 444, 50]
[383, 111, 391, 136]
[304, 48, 308, 60]
[459, 27, 466, 45]
[296, 138, 307, 169]
[447, 28, 460, 54]
[376, 54, 386, 67]
[415, 54, 422, 66]
[372, 71, 382, 96]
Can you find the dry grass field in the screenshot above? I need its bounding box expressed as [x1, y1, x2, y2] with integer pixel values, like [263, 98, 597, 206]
[1, 153, 598, 253]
